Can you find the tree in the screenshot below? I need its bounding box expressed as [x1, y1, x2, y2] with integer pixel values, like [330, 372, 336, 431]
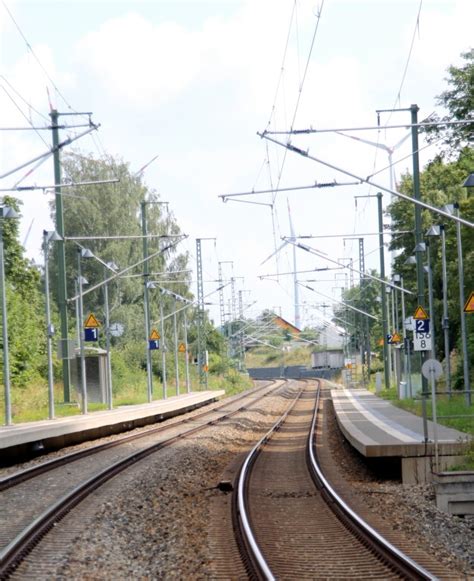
[1, 196, 46, 386]
[388, 147, 474, 385]
[49, 152, 188, 339]
[424, 49, 474, 152]
[46, 151, 192, 385]
[332, 272, 383, 357]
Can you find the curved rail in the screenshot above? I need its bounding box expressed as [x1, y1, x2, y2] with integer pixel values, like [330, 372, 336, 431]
[235, 381, 306, 580]
[0, 380, 285, 579]
[307, 385, 438, 581]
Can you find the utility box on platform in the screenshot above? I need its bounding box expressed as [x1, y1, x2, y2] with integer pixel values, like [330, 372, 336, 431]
[72, 347, 108, 404]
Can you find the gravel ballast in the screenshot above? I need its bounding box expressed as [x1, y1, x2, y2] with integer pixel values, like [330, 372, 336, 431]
[8, 381, 474, 579]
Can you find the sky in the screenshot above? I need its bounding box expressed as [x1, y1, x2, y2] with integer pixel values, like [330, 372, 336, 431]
[1, 0, 472, 332]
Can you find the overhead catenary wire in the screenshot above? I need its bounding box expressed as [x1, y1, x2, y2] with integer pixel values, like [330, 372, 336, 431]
[1, 0, 81, 116]
[1, 83, 50, 149]
[387, 0, 423, 120]
[271, 0, 326, 205]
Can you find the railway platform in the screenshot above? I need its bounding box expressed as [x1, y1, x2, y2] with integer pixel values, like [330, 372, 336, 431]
[0, 390, 225, 466]
[331, 387, 471, 484]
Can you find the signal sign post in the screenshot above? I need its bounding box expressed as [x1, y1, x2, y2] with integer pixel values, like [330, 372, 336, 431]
[413, 304, 429, 443]
[149, 329, 160, 350]
[79, 312, 101, 415]
[464, 291, 474, 314]
[84, 315, 100, 343]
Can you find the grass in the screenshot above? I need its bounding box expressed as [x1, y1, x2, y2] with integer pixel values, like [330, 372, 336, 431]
[244, 345, 313, 368]
[375, 387, 474, 470]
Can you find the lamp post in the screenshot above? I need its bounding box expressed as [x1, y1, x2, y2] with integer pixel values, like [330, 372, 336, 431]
[43, 230, 63, 420]
[377, 192, 390, 390]
[173, 296, 179, 396]
[77, 247, 94, 414]
[394, 274, 412, 397]
[104, 261, 118, 409]
[427, 223, 452, 394]
[1, 204, 19, 425]
[453, 200, 471, 406]
[405, 254, 428, 441]
[423, 241, 436, 360]
[141, 200, 168, 402]
[183, 309, 191, 393]
[160, 297, 167, 399]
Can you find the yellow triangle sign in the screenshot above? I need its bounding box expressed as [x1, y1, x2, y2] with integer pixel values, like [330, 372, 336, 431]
[464, 291, 474, 313]
[149, 329, 160, 340]
[178, 342, 186, 353]
[84, 313, 100, 328]
[392, 332, 402, 343]
[413, 305, 429, 320]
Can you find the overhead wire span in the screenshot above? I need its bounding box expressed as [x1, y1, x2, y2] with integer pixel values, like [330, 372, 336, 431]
[220, 180, 360, 200]
[264, 119, 473, 134]
[0, 122, 99, 180]
[260, 132, 474, 229]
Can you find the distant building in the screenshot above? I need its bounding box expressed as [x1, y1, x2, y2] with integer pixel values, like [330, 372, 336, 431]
[272, 314, 301, 336]
[317, 324, 345, 349]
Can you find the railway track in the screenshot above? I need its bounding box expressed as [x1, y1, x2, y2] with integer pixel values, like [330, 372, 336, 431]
[233, 380, 443, 580]
[0, 380, 287, 579]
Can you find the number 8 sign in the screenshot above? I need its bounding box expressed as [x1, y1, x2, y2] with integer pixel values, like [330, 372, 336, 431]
[414, 332, 432, 351]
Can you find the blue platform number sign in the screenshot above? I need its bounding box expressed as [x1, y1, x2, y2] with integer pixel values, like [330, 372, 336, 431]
[84, 327, 98, 342]
[84, 313, 100, 342]
[415, 319, 430, 333]
[149, 339, 159, 350]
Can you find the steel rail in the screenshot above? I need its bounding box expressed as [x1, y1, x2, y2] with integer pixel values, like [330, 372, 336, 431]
[307, 386, 438, 581]
[0, 382, 276, 491]
[235, 381, 306, 580]
[0, 380, 285, 578]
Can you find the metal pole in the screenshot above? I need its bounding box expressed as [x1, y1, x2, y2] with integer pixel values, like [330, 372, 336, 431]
[440, 225, 451, 395]
[144, 279, 153, 403]
[377, 192, 390, 390]
[104, 268, 113, 409]
[400, 276, 412, 397]
[425, 242, 436, 359]
[238, 290, 244, 370]
[410, 105, 429, 441]
[173, 298, 179, 395]
[77, 251, 88, 414]
[0, 218, 11, 425]
[410, 105, 428, 394]
[160, 299, 167, 399]
[183, 309, 191, 393]
[51, 109, 71, 403]
[142, 202, 153, 402]
[385, 287, 398, 391]
[455, 204, 471, 405]
[430, 368, 440, 472]
[75, 280, 81, 349]
[43, 232, 55, 420]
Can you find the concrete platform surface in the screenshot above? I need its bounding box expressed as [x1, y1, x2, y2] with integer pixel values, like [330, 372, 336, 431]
[0, 390, 225, 464]
[331, 388, 470, 458]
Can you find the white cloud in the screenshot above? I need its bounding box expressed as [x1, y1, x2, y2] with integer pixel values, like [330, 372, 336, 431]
[75, 12, 204, 106]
